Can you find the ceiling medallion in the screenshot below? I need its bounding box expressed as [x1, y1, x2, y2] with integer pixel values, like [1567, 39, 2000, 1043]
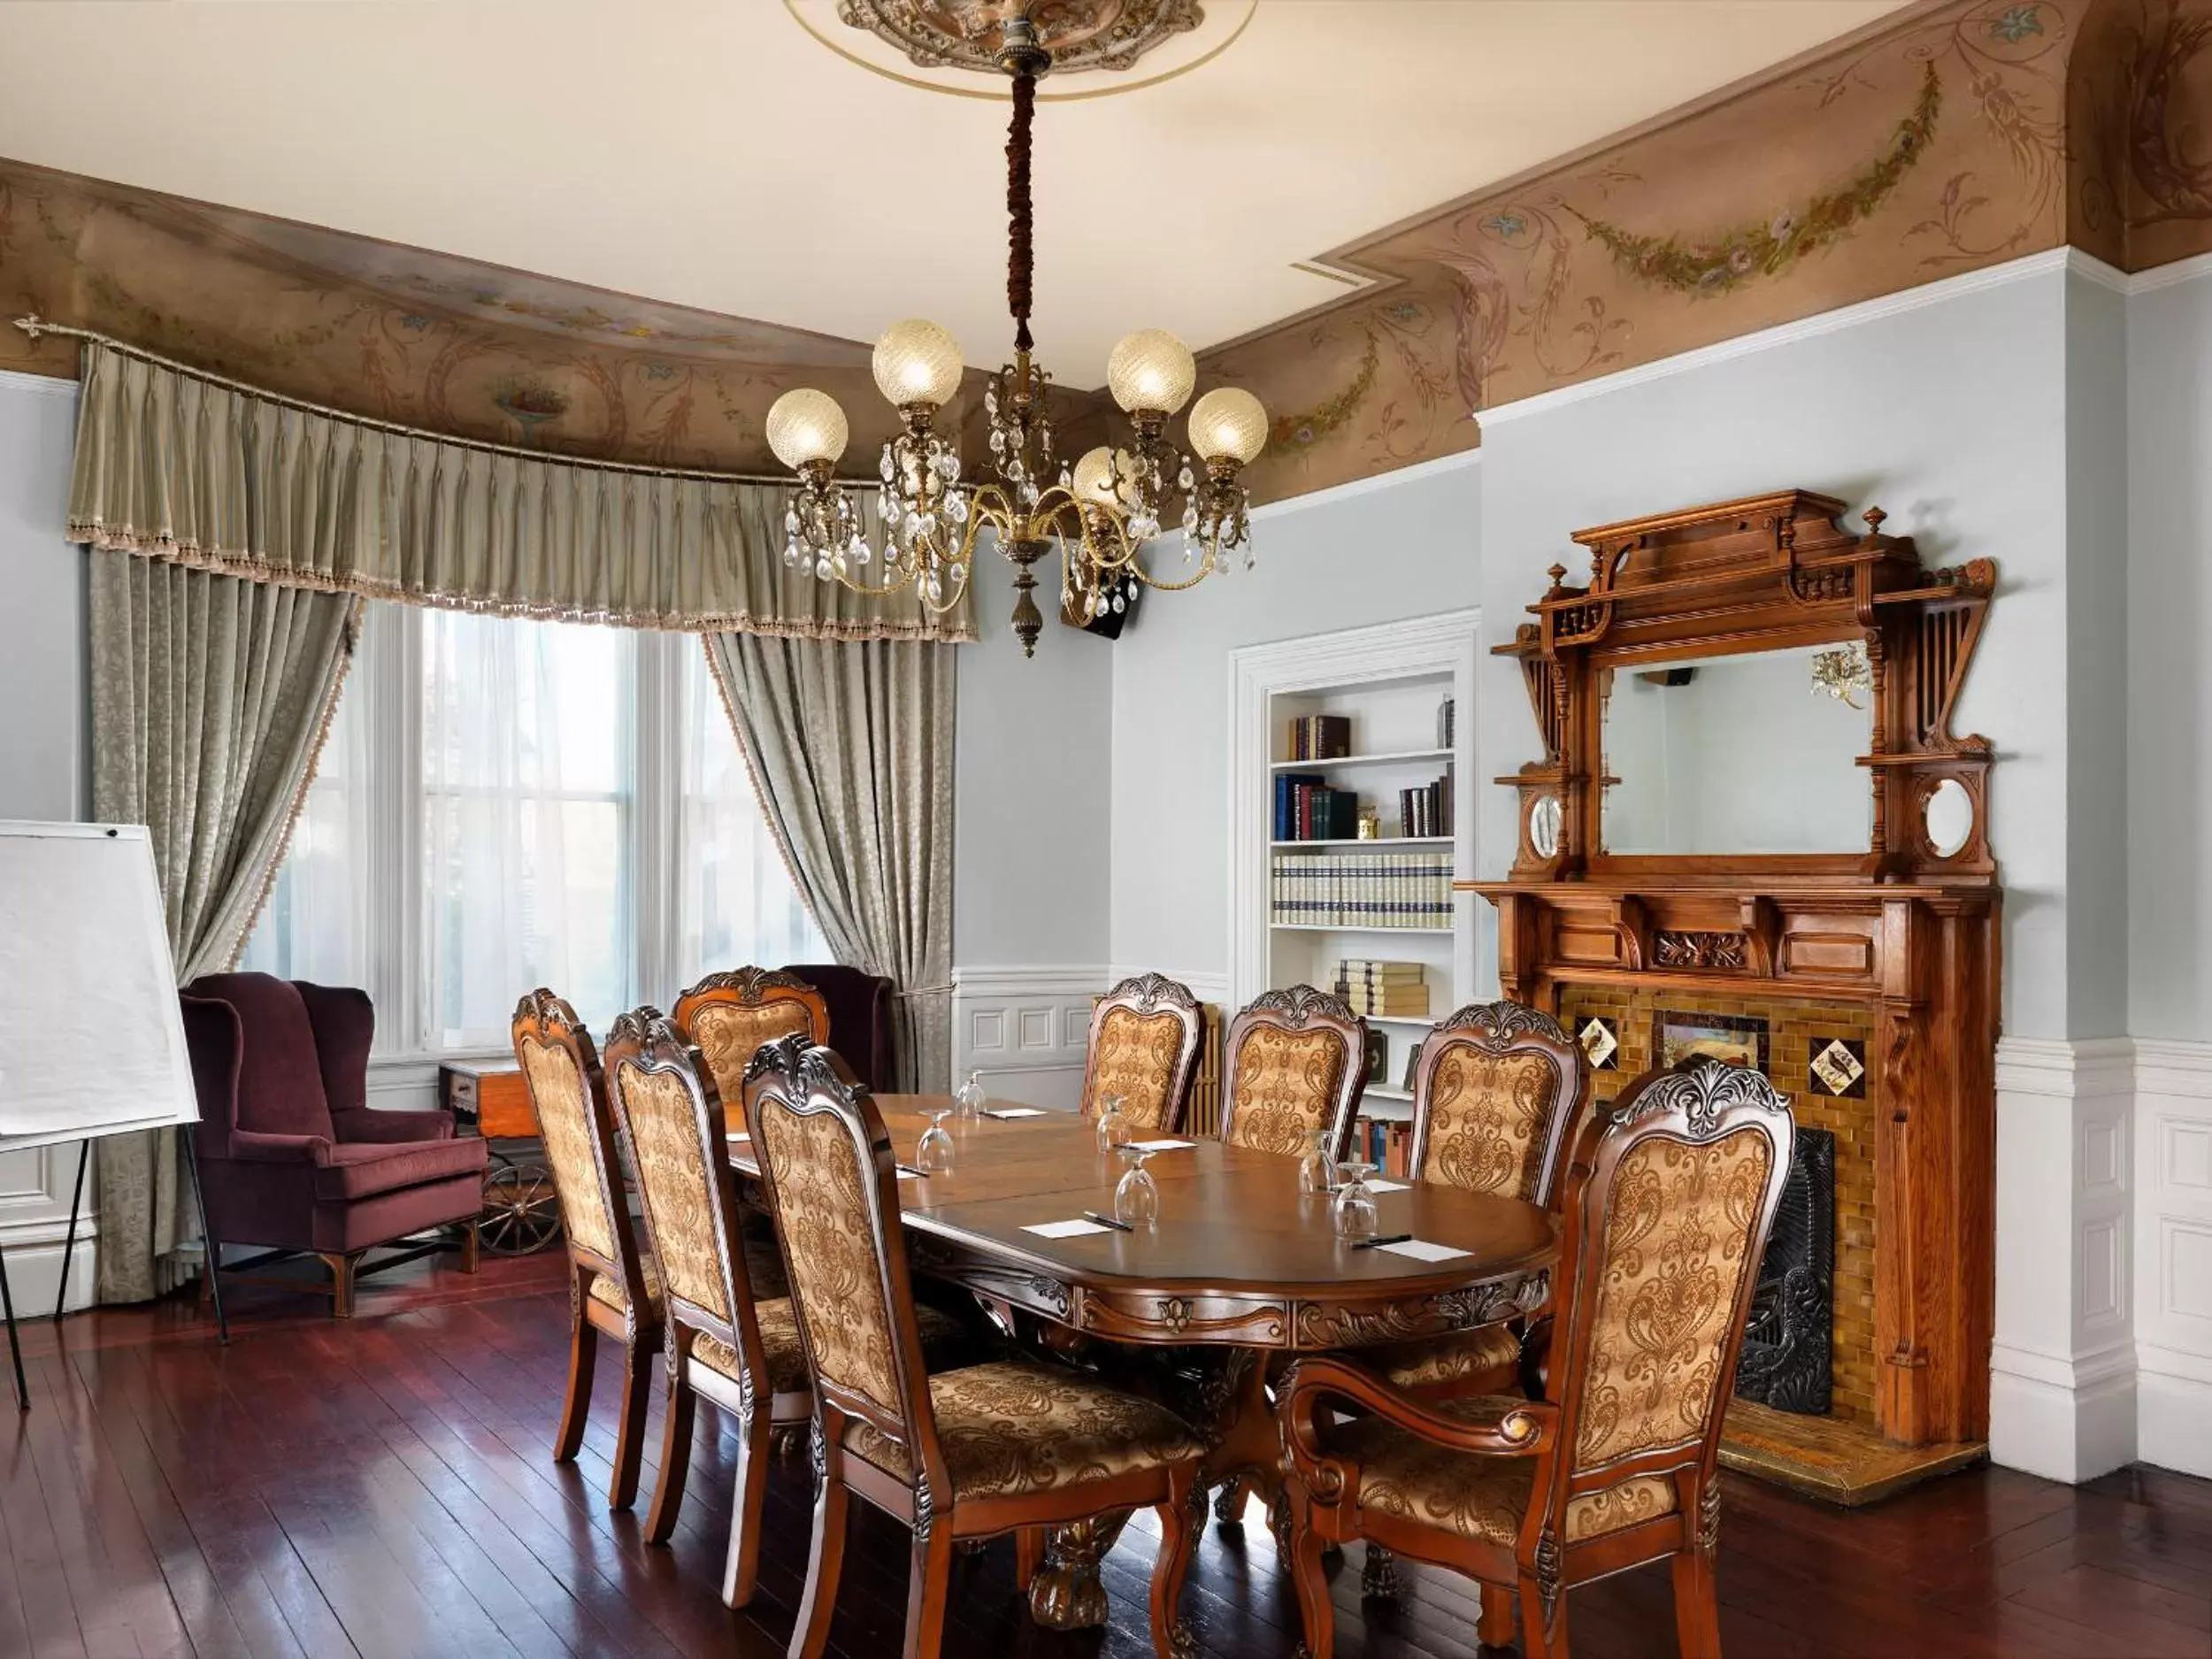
[837, 1, 1202, 76]
[785, 0, 1253, 102]
[765, 11, 1267, 657]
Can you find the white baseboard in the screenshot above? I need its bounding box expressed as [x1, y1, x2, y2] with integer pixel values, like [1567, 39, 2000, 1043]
[2, 1232, 99, 1318]
[1990, 1337, 2139, 1483]
[2137, 1348, 2212, 1479]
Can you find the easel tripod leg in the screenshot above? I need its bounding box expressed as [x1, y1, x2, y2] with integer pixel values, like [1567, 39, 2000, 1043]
[184, 1141, 227, 1347]
[0, 1248, 27, 1411]
[52, 1141, 88, 1323]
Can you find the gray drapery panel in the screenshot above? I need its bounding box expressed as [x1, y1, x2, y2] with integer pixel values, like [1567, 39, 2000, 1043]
[703, 632, 955, 1094]
[65, 339, 973, 642]
[88, 550, 359, 1303]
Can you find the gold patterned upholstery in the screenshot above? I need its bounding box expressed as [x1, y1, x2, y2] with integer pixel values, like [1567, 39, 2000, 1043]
[692, 1300, 810, 1395]
[1224, 1025, 1348, 1156]
[1086, 1005, 1187, 1129]
[688, 1001, 822, 1106]
[1575, 1128, 1775, 1468]
[1332, 1396, 1678, 1546]
[616, 1065, 732, 1321]
[1421, 1047, 1559, 1200]
[754, 1096, 905, 1419]
[1364, 1323, 1524, 1392]
[588, 1252, 662, 1316]
[518, 1035, 620, 1264]
[842, 1361, 1205, 1500]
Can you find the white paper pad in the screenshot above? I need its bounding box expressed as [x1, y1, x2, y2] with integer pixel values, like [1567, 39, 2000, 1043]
[727, 1132, 750, 1143]
[896, 1168, 925, 1180]
[1130, 1138, 1195, 1152]
[986, 1107, 1047, 1118]
[1366, 1179, 1409, 1193]
[1374, 1238, 1472, 1262]
[1023, 1217, 1113, 1239]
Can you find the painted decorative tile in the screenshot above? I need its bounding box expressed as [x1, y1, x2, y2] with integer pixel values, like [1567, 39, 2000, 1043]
[1578, 1016, 1619, 1071]
[1809, 1036, 1868, 1099]
[1653, 1010, 1770, 1073]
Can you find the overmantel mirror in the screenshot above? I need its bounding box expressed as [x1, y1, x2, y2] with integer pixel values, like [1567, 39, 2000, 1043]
[1498, 489, 1998, 884]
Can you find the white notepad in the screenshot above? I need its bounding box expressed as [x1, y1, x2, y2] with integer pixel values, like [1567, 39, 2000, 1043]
[1366, 1179, 1409, 1193]
[1130, 1138, 1195, 1152]
[1374, 1238, 1472, 1263]
[727, 1132, 749, 1143]
[895, 1168, 925, 1181]
[986, 1107, 1047, 1118]
[1023, 1217, 1113, 1239]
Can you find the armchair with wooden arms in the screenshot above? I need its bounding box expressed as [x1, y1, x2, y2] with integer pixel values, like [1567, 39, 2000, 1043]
[1279, 1058, 1795, 1659]
[180, 973, 486, 1330]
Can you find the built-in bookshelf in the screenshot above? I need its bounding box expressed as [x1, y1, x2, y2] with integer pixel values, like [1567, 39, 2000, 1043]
[1230, 612, 1479, 1135]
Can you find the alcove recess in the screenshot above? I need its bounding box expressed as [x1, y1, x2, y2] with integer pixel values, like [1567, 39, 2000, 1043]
[1464, 489, 2001, 1502]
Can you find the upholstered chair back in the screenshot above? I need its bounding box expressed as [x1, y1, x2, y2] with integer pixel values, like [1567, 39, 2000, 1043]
[181, 972, 341, 1141]
[1409, 1001, 1587, 1208]
[511, 989, 635, 1287]
[1549, 1059, 1793, 1502]
[1079, 973, 1203, 1132]
[1219, 985, 1366, 1161]
[672, 968, 831, 1110]
[604, 1010, 742, 1327]
[742, 1035, 938, 1469]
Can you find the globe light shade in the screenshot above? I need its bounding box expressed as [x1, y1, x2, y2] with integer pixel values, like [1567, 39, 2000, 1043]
[1106, 328, 1196, 415]
[872, 319, 965, 410]
[1071, 446, 1123, 506]
[1188, 387, 1269, 465]
[765, 388, 849, 470]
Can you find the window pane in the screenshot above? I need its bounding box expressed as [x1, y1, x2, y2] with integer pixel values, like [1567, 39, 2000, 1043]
[237, 621, 368, 987]
[424, 611, 635, 1047]
[676, 645, 826, 982]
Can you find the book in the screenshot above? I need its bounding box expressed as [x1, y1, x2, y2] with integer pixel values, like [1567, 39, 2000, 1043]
[1287, 714, 1351, 761]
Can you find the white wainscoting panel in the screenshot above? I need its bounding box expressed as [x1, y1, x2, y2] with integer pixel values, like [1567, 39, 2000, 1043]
[2134, 1038, 2212, 1477]
[0, 1141, 97, 1314]
[1990, 1035, 2138, 1482]
[951, 966, 1110, 1113]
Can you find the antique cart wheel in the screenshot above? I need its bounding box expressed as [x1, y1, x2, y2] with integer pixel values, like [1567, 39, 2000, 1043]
[480, 1164, 562, 1255]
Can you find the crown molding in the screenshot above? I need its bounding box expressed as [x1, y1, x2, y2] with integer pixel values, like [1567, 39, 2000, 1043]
[1248, 446, 1479, 523]
[0, 366, 78, 399]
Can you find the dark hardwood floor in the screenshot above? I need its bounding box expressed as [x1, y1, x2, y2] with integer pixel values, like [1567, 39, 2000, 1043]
[2, 1253, 2205, 1659]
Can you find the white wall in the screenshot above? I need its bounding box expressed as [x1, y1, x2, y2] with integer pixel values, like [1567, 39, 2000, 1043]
[2126, 263, 2212, 1476]
[0, 369, 96, 1311]
[1107, 452, 1481, 995]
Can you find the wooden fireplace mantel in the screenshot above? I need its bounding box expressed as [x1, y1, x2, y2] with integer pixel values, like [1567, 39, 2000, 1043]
[1469, 491, 2002, 1451]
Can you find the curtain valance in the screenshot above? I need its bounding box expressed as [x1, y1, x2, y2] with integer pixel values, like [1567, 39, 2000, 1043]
[60, 336, 973, 642]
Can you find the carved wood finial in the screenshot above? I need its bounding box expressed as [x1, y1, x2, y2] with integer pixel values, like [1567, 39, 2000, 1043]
[1863, 505, 1887, 538]
[1544, 563, 1569, 596]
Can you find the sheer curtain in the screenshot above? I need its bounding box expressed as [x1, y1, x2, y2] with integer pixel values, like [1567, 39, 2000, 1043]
[423, 611, 636, 1044]
[675, 640, 826, 986]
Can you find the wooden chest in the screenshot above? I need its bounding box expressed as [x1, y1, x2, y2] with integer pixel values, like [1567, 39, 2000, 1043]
[440, 1061, 538, 1140]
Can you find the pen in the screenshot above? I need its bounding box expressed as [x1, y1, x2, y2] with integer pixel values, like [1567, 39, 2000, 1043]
[1349, 1233, 1413, 1251]
[1082, 1210, 1134, 1233]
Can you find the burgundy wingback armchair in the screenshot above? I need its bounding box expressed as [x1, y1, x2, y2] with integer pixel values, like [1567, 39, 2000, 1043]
[180, 973, 486, 1322]
[784, 963, 898, 1091]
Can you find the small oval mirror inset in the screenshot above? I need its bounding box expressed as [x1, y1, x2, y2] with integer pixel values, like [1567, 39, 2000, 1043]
[1530, 794, 1563, 859]
[1924, 778, 1973, 858]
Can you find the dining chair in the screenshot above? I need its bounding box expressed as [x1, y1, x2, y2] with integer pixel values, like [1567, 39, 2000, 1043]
[672, 966, 831, 1109]
[1359, 1000, 1589, 1403]
[1279, 1057, 1796, 1659]
[511, 988, 662, 1510]
[1217, 984, 1367, 1160]
[1078, 972, 1204, 1132]
[600, 1007, 816, 1607]
[741, 1033, 1209, 1659]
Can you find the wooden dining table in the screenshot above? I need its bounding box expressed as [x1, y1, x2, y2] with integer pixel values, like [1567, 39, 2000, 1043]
[727, 1094, 1559, 1630]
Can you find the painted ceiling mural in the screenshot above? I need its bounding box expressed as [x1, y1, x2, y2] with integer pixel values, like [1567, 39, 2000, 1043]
[2, 0, 2209, 504]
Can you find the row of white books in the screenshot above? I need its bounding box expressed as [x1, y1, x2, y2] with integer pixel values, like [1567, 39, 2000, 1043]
[1267, 851, 1454, 929]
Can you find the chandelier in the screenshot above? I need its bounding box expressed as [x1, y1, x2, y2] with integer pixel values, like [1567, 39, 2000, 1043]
[764, 12, 1268, 656]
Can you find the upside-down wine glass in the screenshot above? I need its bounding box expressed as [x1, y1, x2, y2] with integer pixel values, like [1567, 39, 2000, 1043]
[955, 1070, 987, 1122]
[1297, 1127, 1334, 1196]
[1113, 1143, 1160, 1229]
[1095, 1093, 1132, 1153]
[1333, 1161, 1379, 1240]
[917, 1109, 956, 1176]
